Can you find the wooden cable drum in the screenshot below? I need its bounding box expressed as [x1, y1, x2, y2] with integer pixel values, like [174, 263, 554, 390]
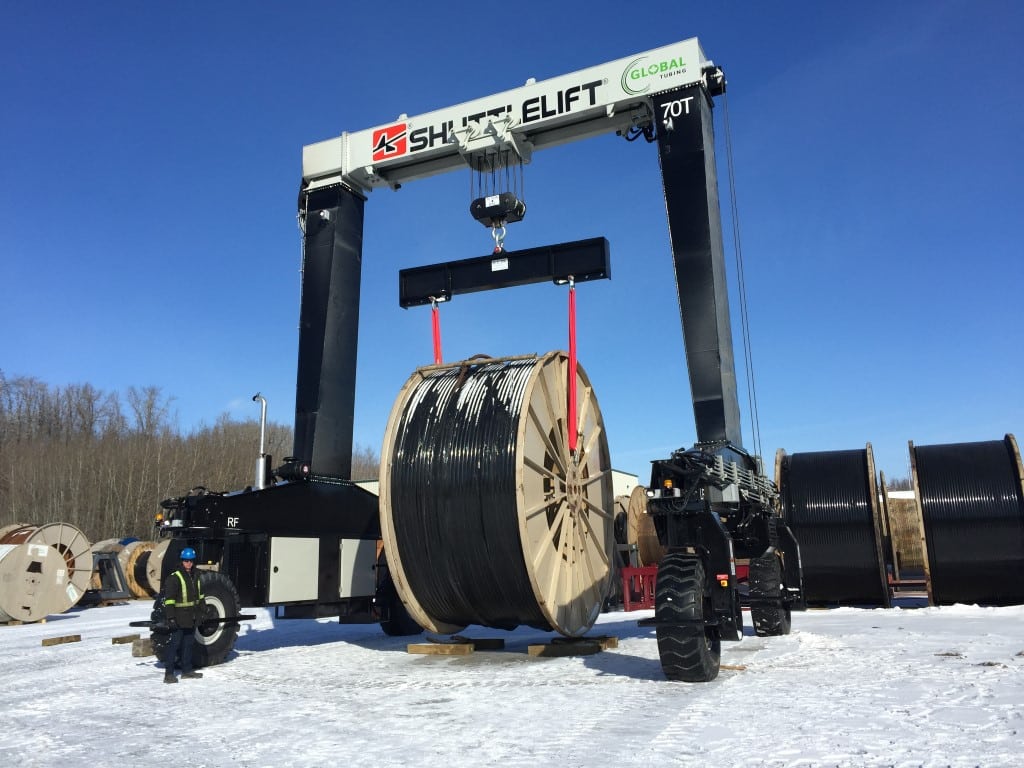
[0, 543, 69, 622]
[118, 541, 157, 598]
[779, 445, 890, 606]
[90, 538, 123, 553]
[0, 522, 92, 619]
[910, 434, 1024, 606]
[26, 523, 93, 607]
[145, 538, 171, 595]
[0, 523, 32, 541]
[626, 484, 665, 567]
[0, 525, 38, 545]
[380, 352, 615, 638]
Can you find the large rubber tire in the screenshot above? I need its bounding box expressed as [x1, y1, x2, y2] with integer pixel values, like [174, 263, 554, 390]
[655, 554, 720, 682]
[150, 571, 241, 668]
[378, 571, 423, 637]
[193, 571, 241, 667]
[750, 552, 792, 637]
[149, 600, 171, 664]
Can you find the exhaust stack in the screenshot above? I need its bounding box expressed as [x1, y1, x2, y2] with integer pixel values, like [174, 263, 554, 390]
[253, 392, 271, 490]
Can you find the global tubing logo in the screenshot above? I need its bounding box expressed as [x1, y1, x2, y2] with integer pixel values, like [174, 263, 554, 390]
[621, 55, 688, 95]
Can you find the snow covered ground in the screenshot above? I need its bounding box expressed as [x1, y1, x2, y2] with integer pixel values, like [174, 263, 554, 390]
[1, 601, 1021, 767]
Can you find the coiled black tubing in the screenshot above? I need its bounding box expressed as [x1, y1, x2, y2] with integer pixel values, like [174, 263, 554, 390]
[386, 356, 552, 633]
[382, 351, 615, 637]
[913, 436, 1024, 605]
[781, 449, 889, 605]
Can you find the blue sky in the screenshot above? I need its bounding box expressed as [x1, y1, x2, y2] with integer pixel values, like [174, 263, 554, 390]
[2, 1, 1021, 483]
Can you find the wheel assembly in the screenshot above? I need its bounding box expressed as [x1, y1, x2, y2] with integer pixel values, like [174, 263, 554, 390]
[376, 554, 423, 637]
[749, 550, 792, 636]
[193, 571, 241, 667]
[655, 554, 720, 682]
[151, 570, 241, 668]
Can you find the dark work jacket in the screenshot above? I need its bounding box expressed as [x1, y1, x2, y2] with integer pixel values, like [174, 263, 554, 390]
[163, 567, 204, 629]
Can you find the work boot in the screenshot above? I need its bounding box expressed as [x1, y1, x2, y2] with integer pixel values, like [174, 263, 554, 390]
[181, 671, 203, 679]
[164, 673, 178, 684]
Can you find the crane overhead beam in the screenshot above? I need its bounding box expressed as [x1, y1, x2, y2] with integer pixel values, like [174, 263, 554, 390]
[302, 38, 722, 193]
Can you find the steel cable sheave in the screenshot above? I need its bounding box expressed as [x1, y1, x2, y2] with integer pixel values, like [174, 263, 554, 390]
[780, 449, 888, 605]
[913, 435, 1024, 606]
[379, 352, 615, 638]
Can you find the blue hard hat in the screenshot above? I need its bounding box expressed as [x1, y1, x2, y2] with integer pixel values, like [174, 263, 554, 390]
[180, 547, 197, 561]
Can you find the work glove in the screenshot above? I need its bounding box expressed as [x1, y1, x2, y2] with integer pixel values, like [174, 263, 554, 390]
[166, 616, 178, 630]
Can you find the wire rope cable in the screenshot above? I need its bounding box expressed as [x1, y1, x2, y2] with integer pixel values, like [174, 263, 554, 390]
[722, 92, 763, 463]
[379, 352, 616, 637]
[912, 435, 1024, 605]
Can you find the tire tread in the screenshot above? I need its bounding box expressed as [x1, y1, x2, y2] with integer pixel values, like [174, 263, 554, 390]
[655, 554, 720, 682]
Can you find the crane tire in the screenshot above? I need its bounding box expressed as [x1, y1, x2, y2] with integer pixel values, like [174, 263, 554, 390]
[378, 572, 423, 637]
[750, 552, 792, 637]
[655, 554, 720, 682]
[149, 571, 240, 667]
[193, 571, 241, 667]
[149, 600, 172, 664]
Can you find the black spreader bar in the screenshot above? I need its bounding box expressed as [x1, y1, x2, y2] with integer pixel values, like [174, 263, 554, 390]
[398, 237, 611, 308]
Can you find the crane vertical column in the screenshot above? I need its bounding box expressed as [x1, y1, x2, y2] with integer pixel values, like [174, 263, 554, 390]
[654, 83, 743, 448]
[294, 184, 366, 478]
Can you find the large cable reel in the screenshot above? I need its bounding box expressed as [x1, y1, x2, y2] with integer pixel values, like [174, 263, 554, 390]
[379, 351, 615, 637]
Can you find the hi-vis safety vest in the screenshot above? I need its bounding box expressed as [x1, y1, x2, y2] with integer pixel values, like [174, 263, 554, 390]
[165, 570, 204, 608]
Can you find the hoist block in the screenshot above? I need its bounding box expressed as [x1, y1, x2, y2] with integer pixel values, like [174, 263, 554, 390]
[470, 192, 526, 227]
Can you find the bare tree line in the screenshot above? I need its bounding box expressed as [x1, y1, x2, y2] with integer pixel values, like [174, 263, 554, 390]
[0, 372, 380, 541]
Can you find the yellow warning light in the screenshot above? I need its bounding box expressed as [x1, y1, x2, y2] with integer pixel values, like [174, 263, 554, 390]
[662, 478, 674, 490]
[719, 579, 729, 587]
[155, 512, 164, 522]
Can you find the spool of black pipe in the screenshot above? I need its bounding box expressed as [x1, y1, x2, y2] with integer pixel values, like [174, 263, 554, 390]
[379, 352, 615, 638]
[779, 448, 889, 605]
[912, 435, 1024, 606]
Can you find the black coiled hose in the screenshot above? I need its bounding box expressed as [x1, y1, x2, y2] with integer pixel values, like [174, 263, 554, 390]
[780, 448, 889, 605]
[388, 357, 549, 631]
[913, 435, 1024, 605]
[382, 352, 615, 637]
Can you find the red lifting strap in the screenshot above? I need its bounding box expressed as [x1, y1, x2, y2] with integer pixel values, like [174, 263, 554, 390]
[431, 299, 443, 365]
[567, 278, 578, 455]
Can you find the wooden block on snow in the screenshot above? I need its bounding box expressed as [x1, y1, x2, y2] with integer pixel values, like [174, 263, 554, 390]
[550, 634, 618, 650]
[112, 634, 141, 645]
[408, 642, 474, 656]
[132, 637, 154, 657]
[528, 640, 603, 658]
[41, 634, 81, 647]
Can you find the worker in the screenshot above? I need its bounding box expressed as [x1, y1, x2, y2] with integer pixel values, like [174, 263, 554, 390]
[161, 546, 205, 683]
